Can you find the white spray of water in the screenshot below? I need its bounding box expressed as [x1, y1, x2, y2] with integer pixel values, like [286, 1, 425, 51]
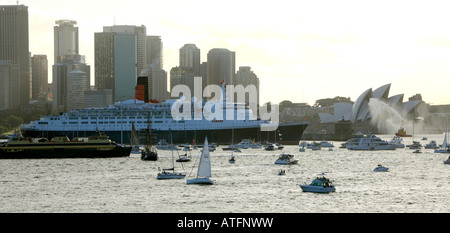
[368, 98, 410, 134]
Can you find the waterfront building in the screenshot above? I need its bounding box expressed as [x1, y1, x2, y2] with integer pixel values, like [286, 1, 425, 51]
[0, 4, 30, 106]
[31, 55, 48, 100]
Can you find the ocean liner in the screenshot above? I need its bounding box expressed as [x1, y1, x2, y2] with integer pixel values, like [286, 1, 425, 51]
[20, 80, 308, 145]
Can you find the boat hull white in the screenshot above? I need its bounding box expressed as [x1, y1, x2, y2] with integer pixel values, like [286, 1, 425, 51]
[299, 185, 335, 193]
[157, 173, 186, 179]
[274, 160, 298, 165]
[186, 177, 214, 185]
[373, 167, 389, 172]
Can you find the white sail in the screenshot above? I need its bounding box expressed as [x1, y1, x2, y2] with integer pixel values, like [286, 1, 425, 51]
[442, 130, 448, 149]
[197, 137, 211, 178]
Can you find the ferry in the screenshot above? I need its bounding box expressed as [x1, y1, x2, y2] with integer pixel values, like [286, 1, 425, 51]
[20, 94, 308, 146]
[0, 132, 131, 159]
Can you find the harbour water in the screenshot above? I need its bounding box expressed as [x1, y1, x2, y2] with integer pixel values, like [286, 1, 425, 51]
[0, 134, 449, 213]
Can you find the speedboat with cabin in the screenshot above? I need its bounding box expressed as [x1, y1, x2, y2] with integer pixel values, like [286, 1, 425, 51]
[264, 143, 276, 151]
[299, 173, 335, 193]
[274, 153, 298, 165]
[407, 141, 422, 149]
[424, 140, 439, 149]
[388, 136, 405, 148]
[373, 164, 389, 172]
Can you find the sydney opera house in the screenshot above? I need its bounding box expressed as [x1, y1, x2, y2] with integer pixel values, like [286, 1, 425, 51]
[319, 83, 429, 133]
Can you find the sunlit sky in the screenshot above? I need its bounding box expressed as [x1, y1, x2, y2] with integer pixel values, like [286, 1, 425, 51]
[5, 0, 450, 105]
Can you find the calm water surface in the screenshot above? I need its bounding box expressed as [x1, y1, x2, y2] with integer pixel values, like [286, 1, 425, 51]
[0, 134, 449, 213]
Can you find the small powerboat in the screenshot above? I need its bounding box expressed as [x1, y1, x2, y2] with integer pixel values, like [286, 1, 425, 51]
[299, 173, 335, 193]
[278, 169, 286, 175]
[274, 153, 298, 165]
[373, 164, 389, 172]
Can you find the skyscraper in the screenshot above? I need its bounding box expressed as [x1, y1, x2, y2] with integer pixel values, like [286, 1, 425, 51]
[95, 25, 147, 102]
[207, 48, 235, 87]
[146, 36, 163, 72]
[180, 44, 200, 76]
[235, 66, 260, 107]
[0, 61, 19, 110]
[31, 55, 48, 100]
[0, 4, 30, 106]
[54, 20, 78, 64]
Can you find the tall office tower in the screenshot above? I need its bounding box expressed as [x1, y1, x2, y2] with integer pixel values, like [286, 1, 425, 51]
[54, 20, 79, 64]
[0, 61, 20, 110]
[66, 70, 88, 110]
[179, 44, 200, 76]
[145, 36, 163, 72]
[52, 54, 90, 113]
[31, 55, 48, 100]
[235, 66, 260, 107]
[0, 4, 30, 106]
[148, 69, 169, 102]
[206, 48, 235, 87]
[95, 25, 146, 102]
[170, 66, 195, 95]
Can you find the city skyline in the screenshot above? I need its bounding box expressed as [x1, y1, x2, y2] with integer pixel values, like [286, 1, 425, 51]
[8, 0, 450, 106]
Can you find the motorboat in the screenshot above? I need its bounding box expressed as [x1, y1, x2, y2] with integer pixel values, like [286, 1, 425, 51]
[373, 164, 389, 172]
[157, 168, 186, 179]
[299, 146, 305, 152]
[156, 139, 180, 150]
[275, 143, 284, 150]
[186, 136, 214, 185]
[176, 153, 191, 162]
[299, 174, 335, 193]
[274, 153, 298, 165]
[388, 136, 405, 148]
[228, 155, 236, 164]
[407, 141, 423, 149]
[236, 139, 262, 149]
[346, 134, 396, 151]
[319, 140, 334, 148]
[424, 140, 439, 149]
[264, 143, 277, 151]
[444, 156, 450, 164]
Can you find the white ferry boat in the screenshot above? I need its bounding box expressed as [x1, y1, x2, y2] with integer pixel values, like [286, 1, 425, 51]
[20, 99, 308, 145]
[346, 134, 397, 151]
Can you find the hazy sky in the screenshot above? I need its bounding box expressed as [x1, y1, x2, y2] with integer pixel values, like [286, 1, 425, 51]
[6, 0, 450, 105]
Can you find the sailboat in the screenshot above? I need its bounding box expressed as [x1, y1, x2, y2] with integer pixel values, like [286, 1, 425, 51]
[130, 123, 141, 156]
[186, 136, 214, 185]
[157, 132, 185, 179]
[141, 116, 158, 160]
[435, 128, 450, 153]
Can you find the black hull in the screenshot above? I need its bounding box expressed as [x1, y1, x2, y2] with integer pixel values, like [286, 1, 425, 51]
[21, 123, 308, 145]
[0, 146, 132, 159]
